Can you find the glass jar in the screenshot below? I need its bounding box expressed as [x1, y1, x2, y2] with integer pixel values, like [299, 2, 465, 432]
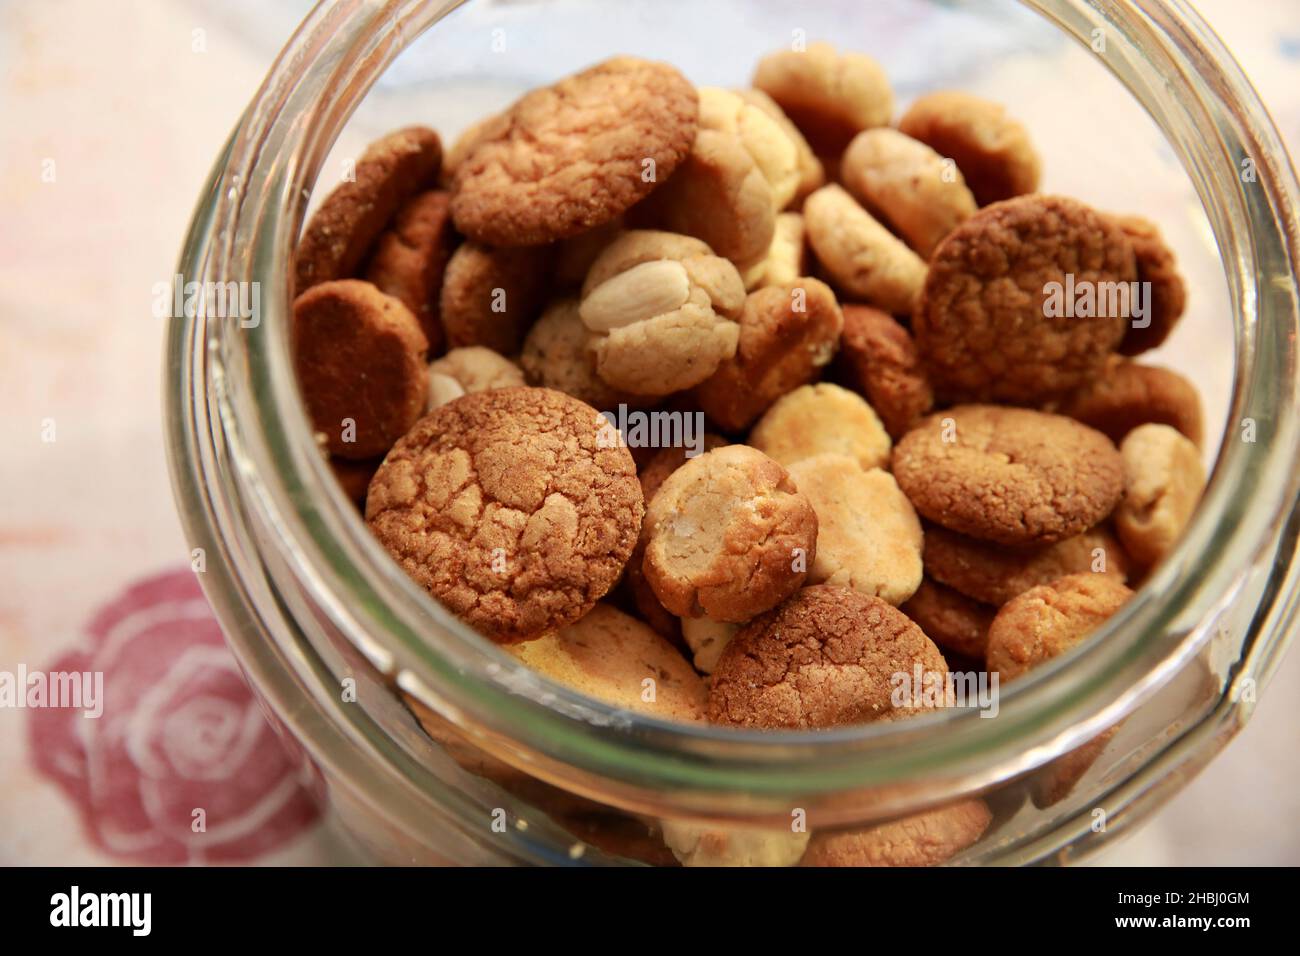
[164, 0, 1300, 865]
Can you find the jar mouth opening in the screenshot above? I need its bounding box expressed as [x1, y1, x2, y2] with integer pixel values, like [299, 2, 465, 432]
[170, 0, 1300, 806]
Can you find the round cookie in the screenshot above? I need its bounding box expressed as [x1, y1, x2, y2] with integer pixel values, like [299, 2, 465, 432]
[1112, 215, 1186, 355]
[736, 88, 826, 202]
[923, 524, 1129, 607]
[450, 57, 698, 246]
[365, 387, 643, 643]
[800, 799, 992, 867]
[698, 86, 801, 211]
[364, 189, 456, 352]
[891, 406, 1124, 546]
[916, 195, 1137, 405]
[1114, 424, 1205, 568]
[804, 185, 927, 315]
[439, 241, 551, 354]
[643, 445, 817, 623]
[900, 578, 995, 660]
[509, 604, 706, 722]
[292, 279, 428, 459]
[785, 456, 923, 605]
[679, 616, 739, 674]
[708, 585, 948, 729]
[834, 304, 934, 440]
[897, 92, 1040, 206]
[520, 298, 645, 410]
[749, 383, 891, 471]
[1056, 356, 1203, 448]
[985, 573, 1133, 681]
[426, 346, 525, 411]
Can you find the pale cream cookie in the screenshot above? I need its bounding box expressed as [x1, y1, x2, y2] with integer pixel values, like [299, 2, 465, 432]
[1114, 424, 1205, 568]
[749, 382, 891, 472]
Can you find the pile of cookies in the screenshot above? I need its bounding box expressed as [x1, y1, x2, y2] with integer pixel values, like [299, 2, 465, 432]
[289, 44, 1208, 866]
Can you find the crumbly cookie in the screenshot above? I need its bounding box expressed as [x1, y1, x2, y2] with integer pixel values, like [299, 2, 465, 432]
[897, 92, 1040, 206]
[439, 241, 551, 354]
[295, 126, 443, 292]
[365, 387, 643, 643]
[1112, 215, 1187, 355]
[750, 383, 891, 471]
[841, 128, 978, 257]
[752, 42, 893, 155]
[363, 189, 456, 351]
[834, 304, 934, 440]
[643, 445, 817, 622]
[520, 298, 646, 410]
[509, 604, 706, 722]
[698, 87, 801, 210]
[426, 346, 525, 411]
[985, 573, 1133, 681]
[800, 799, 992, 867]
[661, 821, 809, 868]
[293, 279, 429, 459]
[578, 230, 745, 395]
[742, 212, 807, 290]
[916, 195, 1137, 404]
[441, 112, 510, 185]
[786, 456, 923, 605]
[554, 218, 624, 288]
[450, 57, 698, 246]
[892, 406, 1125, 546]
[1055, 356, 1203, 448]
[900, 578, 995, 660]
[627, 129, 776, 269]
[736, 88, 826, 203]
[804, 185, 927, 315]
[923, 524, 1129, 607]
[1114, 424, 1205, 568]
[708, 585, 947, 729]
[679, 616, 739, 674]
[692, 278, 844, 431]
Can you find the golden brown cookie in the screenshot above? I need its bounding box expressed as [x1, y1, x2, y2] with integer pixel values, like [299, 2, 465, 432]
[900, 578, 995, 660]
[708, 585, 947, 729]
[916, 195, 1137, 404]
[450, 57, 698, 246]
[736, 88, 826, 203]
[679, 616, 739, 674]
[742, 212, 807, 290]
[698, 87, 801, 211]
[293, 279, 429, 459]
[749, 383, 891, 471]
[509, 604, 706, 722]
[892, 406, 1125, 546]
[520, 298, 644, 410]
[897, 92, 1040, 206]
[441, 112, 510, 185]
[365, 387, 643, 643]
[985, 573, 1133, 681]
[1114, 424, 1205, 568]
[363, 189, 456, 352]
[692, 278, 843, 431]
[295, 126, 442, 292]
[439, 241, 551, 354]
[923, 524, 1129, 607]
[1112, 215, 1186, 355]
[834, 304, 934, 440]
[1057, 356, 1203, 449]
[661, 822, 809, 868]
[800, 799, 992, 867]
[643, 445, 816, 623]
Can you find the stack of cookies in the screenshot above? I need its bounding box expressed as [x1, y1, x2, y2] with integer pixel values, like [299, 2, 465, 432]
[289, 43, 1208, 866]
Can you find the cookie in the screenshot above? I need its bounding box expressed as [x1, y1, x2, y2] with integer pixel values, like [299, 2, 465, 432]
[509, 604, 706, 722]
[329, 455, 383, 508]
[365, 387, 643, 643]
[742, 211, 807, 290]
[916, 195, 1137, 404]
[750, 383, 891, 472]
[751, 42, 893, 155]
[804, 184, 927, 315]
[1112, 215, 1186, 355]
[661, 822, 809, 868]
[892, 406, 1124, 546]
[643, 445, 816, 623]
[736, 88, 826, 202]
[439, 241, 552, 354]
[800, 799, 992, 867]
[1057, 356, 1203, 449]
[692, 278, 844, 431]
[450, 57, 698, 246]
[520, 298, 645, 409]
[708, 585, 947, 729]
[923, 524, 1129, 607]
[1114, 424, 1205, 568]
[363, 189, 456, 351]
[841, 128, 978, 257]
[786, 456, 924, 605]
[698, 87, 801, 210]
[554, 218, 624, 288]
[899, 578, 995, 660]
[292, 279, 428, 459]
[441, 112, 510, 185]
[426, 346, 525, 411]
[897, 92, 1040, 206]
[679, 616, 739, 674]
[834, 304, 934, 440]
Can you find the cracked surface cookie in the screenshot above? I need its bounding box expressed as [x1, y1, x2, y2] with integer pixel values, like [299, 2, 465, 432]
[834, 304, 934, 440]
[365, 387, 643, 643]
[900, 578, 995, 660]
[1113, 214, 1186, 355]
[801, 799, 992, 867]
[1055, 355, 1203, 448]
[916, 195, 1136, 404]
[450, 57, 697, 246]
[363, 189, 456, 352]
[439, 241, 551, 354]
[892, 405, 1124, 546]
[708, 585, 947, 729]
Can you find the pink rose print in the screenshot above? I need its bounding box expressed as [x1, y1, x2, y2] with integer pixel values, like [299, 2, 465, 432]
[28, 568, 319, 863]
